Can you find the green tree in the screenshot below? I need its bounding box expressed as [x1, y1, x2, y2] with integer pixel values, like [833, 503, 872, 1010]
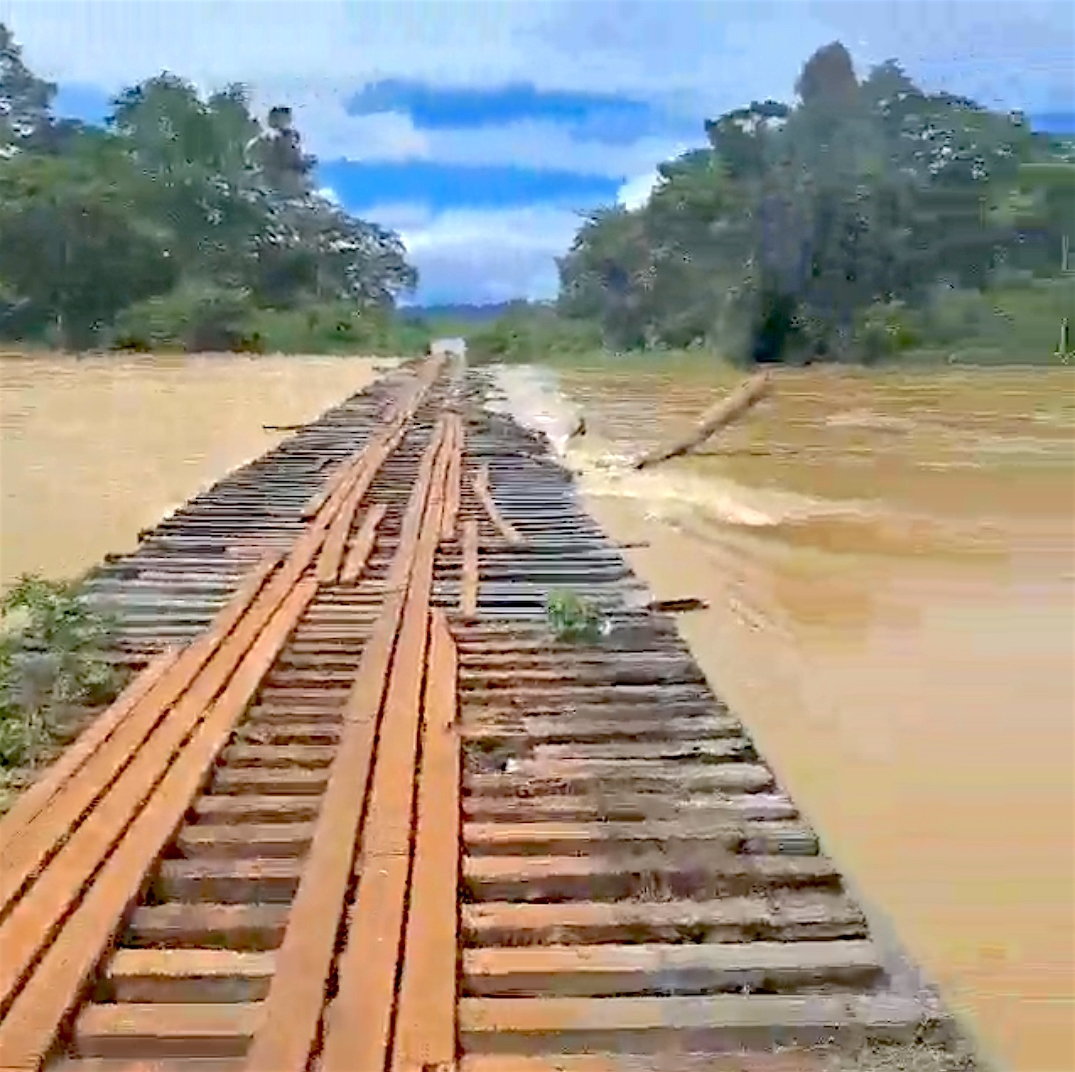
[108, 76, 269, 283]
[0, 21, 419, 350]
[0, 133, 175, 347]
[554, 40, 1060, 363]
[0, 22, 54, 150]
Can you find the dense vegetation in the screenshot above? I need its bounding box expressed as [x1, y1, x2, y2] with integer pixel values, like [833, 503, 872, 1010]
[0, 577, 119, 790]
[0, 23, 426, 353]
[473, 43, 1074, 365]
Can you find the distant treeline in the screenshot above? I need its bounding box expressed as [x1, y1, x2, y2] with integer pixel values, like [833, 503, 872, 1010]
[0, 22, 427, 354]
[469, 42, 1074, 366]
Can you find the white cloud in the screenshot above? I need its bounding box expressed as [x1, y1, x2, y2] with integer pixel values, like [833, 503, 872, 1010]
[618, 170, 661, 211]
[3, 0, 1071, 115]
[2, 0, 1070, 183]
[362, 202, 580, 304]
[422, 122, 684, 179]
[251, 93, 684, 177]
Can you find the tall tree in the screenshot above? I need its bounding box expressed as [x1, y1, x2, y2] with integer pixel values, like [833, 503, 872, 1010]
[0, 22, 55, 150]
[0, 132, 175, 346]
[0, 21, 420, 349]
[555, 40, 1058, 362]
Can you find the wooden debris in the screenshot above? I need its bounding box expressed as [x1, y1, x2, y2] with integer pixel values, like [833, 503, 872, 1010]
[633, 371, 771, 469]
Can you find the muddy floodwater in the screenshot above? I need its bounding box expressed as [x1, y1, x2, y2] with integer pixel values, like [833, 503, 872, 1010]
[0, 353, 390, 588]
[1, 352, 1071, 1069]
[496, 357, 1075, 1072]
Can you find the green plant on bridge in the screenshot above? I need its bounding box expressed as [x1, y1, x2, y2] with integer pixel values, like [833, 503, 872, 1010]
[545, 590, 605, 643]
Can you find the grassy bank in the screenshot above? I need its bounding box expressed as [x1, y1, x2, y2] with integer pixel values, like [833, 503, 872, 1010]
[0, 576, 124, 811]
[463, 278, 1074, 368]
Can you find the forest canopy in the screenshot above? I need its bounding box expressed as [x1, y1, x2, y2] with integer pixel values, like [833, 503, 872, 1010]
[544, 41, 1074, 364]
[0, 23, 421, 352]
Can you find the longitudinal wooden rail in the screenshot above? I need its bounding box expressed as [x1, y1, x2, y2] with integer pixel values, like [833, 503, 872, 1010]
[0, 356, 964, 1071]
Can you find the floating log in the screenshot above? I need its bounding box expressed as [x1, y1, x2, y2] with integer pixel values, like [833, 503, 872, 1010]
[633, 372, 771, 470]
[647, 597, 709, 614]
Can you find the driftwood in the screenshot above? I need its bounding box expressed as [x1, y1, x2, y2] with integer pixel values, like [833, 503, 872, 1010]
[633, 371, 771, 469]
[646, 597, 709, 613]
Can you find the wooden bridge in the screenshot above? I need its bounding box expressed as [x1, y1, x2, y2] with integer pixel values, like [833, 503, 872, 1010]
[0, 356, 958, 1071]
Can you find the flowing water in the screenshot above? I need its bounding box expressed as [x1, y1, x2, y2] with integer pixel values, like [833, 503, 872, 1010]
[0, 353, 390, 588]
[1, 352, 1071, 1069]
[496, 358, 1074, 1072]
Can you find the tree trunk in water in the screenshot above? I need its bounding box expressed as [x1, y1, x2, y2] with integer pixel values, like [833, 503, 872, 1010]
[632, 371, 772, 470]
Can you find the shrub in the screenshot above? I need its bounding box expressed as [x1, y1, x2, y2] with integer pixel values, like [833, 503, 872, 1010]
[247, 302, 431, 355]
[545, 590, 606, 643]
[854, 300, 924, 361]
[0, 576, 119, 768]
[915, 278, 1074, 360]
[467, 306, 603, 363]
[111, 281, 262, 352]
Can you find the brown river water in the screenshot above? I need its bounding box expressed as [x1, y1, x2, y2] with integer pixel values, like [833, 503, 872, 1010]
[495, 357, 1074, 1072]
[0, 352, 1071, 1070]
[0, 353, 389, 587]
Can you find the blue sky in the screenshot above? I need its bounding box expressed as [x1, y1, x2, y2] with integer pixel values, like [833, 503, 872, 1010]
[3, 1, 1073, 306]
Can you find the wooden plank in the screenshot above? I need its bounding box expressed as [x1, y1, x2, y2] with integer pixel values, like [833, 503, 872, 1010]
[473, 464, 524, 546]
[0, 555, 291, 1006]
[234, 720, 343, 744]
[461, 519, 479, 620]
[210, 767, 328, 796]
[175, 822, 314, 858]
[464, 894, 867, 947]
[154, 858, 302, 904]
[340, 502, 387, 584]
[463, 820, 817, 856]
[460, 1053, 823, 1072]
[301, 452, 360, 519]
[72, 1003, 261, 1060]
[300, 356, 437, 520]
[458, 994, 938, 1053]
[463, 941, 882, 996]
[0, 581, 315, 1070]
[221, 743, 335, 767]
[105, 949, 275, 1003]
[305, 401, 405, 532]
[392, 610, 460, 1071]
[191, 796, 321, 823]
[314, 422, 405, 585]
[463, 663, 704, 688]
[440, 414, 463, 543]
[322, 854, 410, 1066]
[244, 420, 448, 1072]
[464, 854, 839, 902]
[315, 455, 373, 583]
[463, 700, 718, 723]
[525, 740, 747, 763]
[465, 763, 774, 797]
[126, 903, 290, 950]
[0, 647, 179, 836]
[463, 793, 798, 824]
[468, 761, 774, 795]
[463, 685, 714, 708]
[319, 422, 453, 1072]
[462, 714, 742, 744]
[0, 552, 281, 920]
